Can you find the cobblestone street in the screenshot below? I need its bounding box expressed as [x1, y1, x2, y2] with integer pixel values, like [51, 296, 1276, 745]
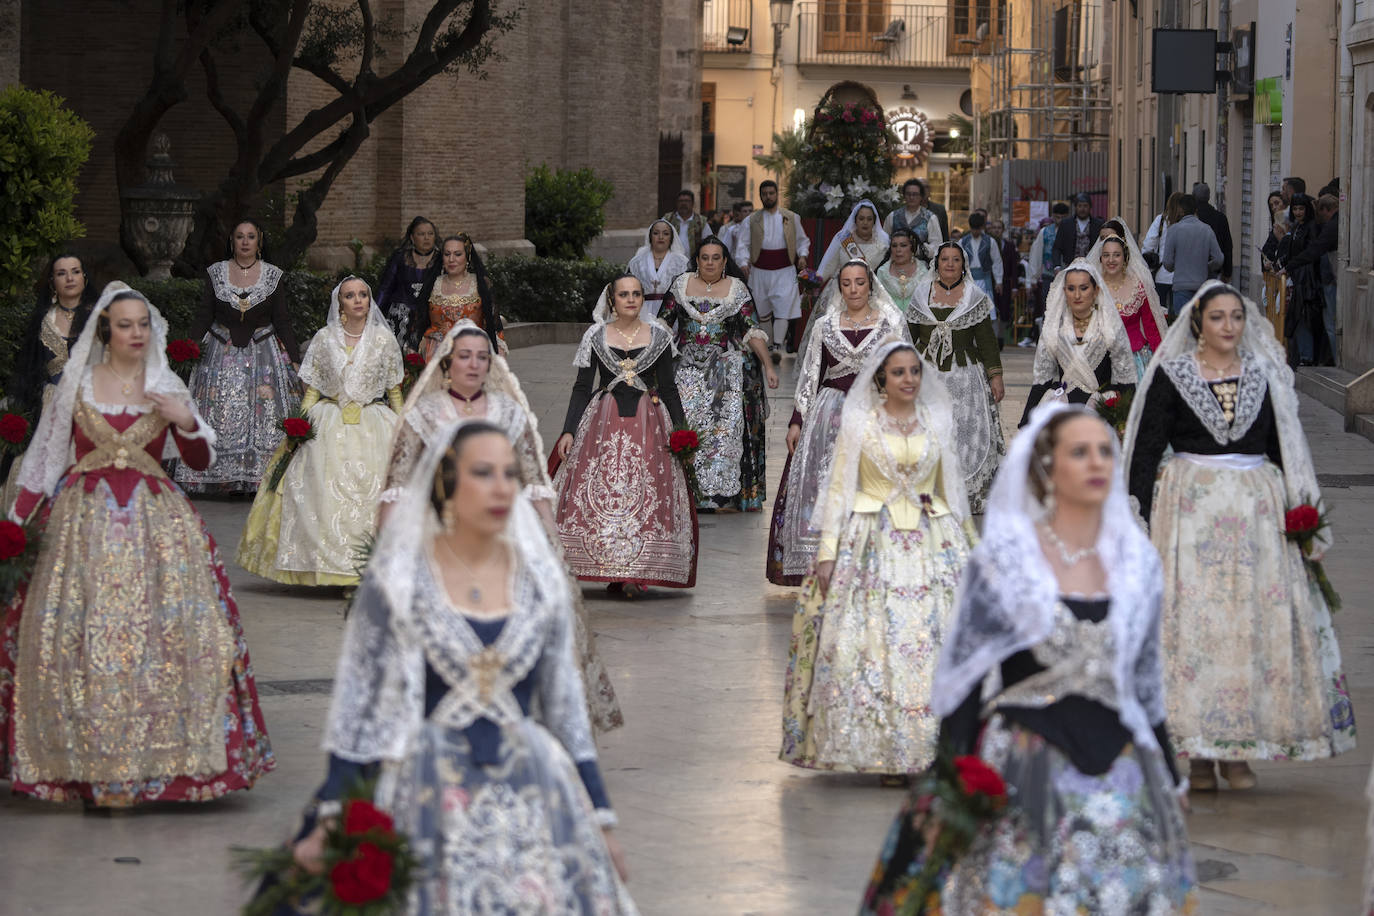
[2, 343, 1373, 915]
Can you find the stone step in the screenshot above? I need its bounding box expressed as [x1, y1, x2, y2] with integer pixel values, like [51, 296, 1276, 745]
[1295, 366, 1359, 414]
[1355, 414, 1374, 446]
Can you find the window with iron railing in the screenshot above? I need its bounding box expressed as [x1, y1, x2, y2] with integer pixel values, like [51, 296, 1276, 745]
[819, 0, 888, 51]
[703, 0, 754, 52]
[946, 0, 1004, 55]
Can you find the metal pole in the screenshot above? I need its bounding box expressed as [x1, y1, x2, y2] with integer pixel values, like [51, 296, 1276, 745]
[1215, 0, 1230, 213]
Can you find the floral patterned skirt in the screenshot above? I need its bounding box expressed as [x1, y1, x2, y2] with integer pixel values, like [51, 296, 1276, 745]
[766, 386, 845, 584]
[781, 508, 970, 774]
[862, 716, 1197, 915]
[1152, 456, 1356, 760]
[378, 718, 637, 915]
[175, 324, 301, 494]
[0, 474, 274, 805]
[554, 392, 697, 588]
[942, 363, 1004, 515]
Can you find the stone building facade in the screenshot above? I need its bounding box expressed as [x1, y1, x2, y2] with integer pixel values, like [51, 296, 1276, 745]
[6, 1, 701, 269]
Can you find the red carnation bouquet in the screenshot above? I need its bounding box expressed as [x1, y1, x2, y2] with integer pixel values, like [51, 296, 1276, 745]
[861, 748, 1009, 915]
[234, 785, 417, 916]
[166, 338, 202, 382]
[401, 352, 427, 398]
[0, 412, 31, 455]
[1093, 386, 1133, 440]
[263, 410, 317, 492]
[668, 425, 702, 503]
[1285, 498, 1341, 611]
[0, 519, 40, 604]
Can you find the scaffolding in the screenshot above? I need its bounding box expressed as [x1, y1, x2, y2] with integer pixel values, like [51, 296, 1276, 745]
[983, 0, 1112, 161]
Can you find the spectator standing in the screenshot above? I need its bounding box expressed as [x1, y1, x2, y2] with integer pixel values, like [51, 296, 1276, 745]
[1193, 183, 1233, 282]
[663, 189, 713, 254]
[1280, 194, 1339, 365]
[989, 218, 1021, 338]
[1142, 192, 1187, 316]
[1051, 193, 1106, 268]
[1026, 202, 1071, 344]
[1281, 176, 1306, 207]
[1160, 194, 1222, 315]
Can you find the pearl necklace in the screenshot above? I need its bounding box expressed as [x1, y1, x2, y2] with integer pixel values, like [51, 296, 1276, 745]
[1039, 522, 1097, 566]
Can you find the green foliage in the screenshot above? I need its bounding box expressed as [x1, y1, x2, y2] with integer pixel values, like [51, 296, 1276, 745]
[0, 86, 94, 298]
[486, 256, 622, 323]
[753, 126, 807, 182]
[523, 165, 615, 259]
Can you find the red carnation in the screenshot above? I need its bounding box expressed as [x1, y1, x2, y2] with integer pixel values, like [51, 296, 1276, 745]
[282, 418, 312, 439]
[0, 521, 27, 561]
[329, 841, 394, 905]
[343, 799, 395, 836]
[0, 413, 29, 445]
[166, 339, 201, 363]
[404, 353, 426, 368]
[954, 755, 1007, 800]
[1103, 395, 1119, 408]
[668, 429, 699, 453]
[1285, 504, 1321, 536]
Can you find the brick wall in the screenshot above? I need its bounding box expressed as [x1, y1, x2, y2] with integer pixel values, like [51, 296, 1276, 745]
[18, 1, 701, 269]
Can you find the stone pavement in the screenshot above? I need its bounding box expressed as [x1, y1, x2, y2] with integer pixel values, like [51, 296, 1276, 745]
[2, 343, 1374, 915]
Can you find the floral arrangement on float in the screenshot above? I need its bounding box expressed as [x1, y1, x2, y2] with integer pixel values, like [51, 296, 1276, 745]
[786, 96, 900, 218]
[234, 784, 418, 915]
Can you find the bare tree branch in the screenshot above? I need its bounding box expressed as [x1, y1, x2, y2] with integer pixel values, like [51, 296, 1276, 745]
[199, 50, 247, 145]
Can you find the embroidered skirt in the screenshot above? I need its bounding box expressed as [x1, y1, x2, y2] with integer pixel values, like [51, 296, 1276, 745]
[237, 400, 397, 586]
[766, 386, 845, 584]
[1151, 456, 1356, 760]
[176, 323, 301, 494]
[379, 718, 638, 914]
[554, 392, 698, 588]
[942, 362, 1004, 514]
[781, 508, 971, 774]
[862, 716, 1197, 915]
[675, 344, 767, 511]
[0, 474, 274, 805]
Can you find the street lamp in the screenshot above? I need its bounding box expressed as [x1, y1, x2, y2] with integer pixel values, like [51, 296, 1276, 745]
[769, 0, 794, 64]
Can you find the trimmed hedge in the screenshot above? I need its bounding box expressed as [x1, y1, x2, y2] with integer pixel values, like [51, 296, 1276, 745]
[0, 256, 614, 402]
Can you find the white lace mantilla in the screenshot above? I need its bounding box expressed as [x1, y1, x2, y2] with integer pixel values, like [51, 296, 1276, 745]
[206, 260, 284, 311]
[794, 312, 908, 419]
[665, 273, 752, 325]
[907, 281, 993, 367]
[1160, 351, 1267, 444]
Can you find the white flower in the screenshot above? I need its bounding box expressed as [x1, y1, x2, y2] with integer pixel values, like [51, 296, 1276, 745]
[878, 187, 900, 204]
[848, 176, 874, 197]
[824, 186, 847, 212]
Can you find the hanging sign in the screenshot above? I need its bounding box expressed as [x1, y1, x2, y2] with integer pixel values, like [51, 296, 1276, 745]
[885, 106, 934, 165]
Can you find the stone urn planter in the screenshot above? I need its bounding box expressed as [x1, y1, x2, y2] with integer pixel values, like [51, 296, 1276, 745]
[121, 132, 200, 281]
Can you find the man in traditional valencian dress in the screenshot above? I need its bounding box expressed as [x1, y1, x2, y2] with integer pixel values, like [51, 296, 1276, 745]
[663, 189, 713, 254]
[734, 180, 811, 357]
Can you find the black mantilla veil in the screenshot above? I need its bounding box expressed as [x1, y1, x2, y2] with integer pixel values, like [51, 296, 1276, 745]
[416, 234, 502, 351]
[10, 254, 97, 422]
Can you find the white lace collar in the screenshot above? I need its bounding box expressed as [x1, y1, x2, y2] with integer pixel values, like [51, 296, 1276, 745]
[207, 260, 283, 308]
[1161, 350, 1267, 444]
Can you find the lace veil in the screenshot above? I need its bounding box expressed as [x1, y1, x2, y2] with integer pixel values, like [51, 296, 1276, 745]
[324, 417, 577, 763]
[930, 402, 1167, 753]
[15, 281, 213, 499]
[1120, 281, 1330, 551]
[1035, 258, 1134, 391]
[811, 340, 967, 537]
[298, 276, 404, 404]
[817, 200, 890, 280]
[1085, 218, 1168, 332]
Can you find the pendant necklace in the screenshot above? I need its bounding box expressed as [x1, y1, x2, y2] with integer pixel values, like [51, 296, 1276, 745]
[449, 388, 485, 415]
[107, 361, 142, 397]
[612, 321, 642, 349]
[439, 537, 494, 605]
[1198, 352, 1240, 378]
[1040, 522, 1097, 566]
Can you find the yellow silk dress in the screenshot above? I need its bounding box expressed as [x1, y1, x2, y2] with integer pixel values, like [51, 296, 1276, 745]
[781, 422, 976, 774]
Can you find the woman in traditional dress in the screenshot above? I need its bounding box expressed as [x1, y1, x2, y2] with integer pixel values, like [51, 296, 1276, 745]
[1124, 282, 1356, 791]
[176, 219, 302, 495]
[626, 218, 690, 321]
[375, 215, 441, 348]
[553, 274, 697, 598]
[282, 421, 634, 913]
[417, 233, 503, 357]
[1020, 258, 1136, 426]
[238, 277, 404, 587]
[906, 241, 1005, 513]
[862, 404, 1196, 915]
[781, 342, 975, 780]
[1087, 219, 1167, 379]
[383, 319, 624, 732]
[816, 200, 890, 280]
[766, 259, 909, 585]
[2, 253, 95, 510]
[1, 282, 274, 807]
[658, 236, 778, 512]
[873, 228, 929, 314]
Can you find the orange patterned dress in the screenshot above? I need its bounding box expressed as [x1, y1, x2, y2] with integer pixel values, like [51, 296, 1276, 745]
[422, 277, 493, 359]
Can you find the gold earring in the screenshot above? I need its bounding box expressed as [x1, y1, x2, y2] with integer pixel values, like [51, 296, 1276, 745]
[441, 499, 457, 530]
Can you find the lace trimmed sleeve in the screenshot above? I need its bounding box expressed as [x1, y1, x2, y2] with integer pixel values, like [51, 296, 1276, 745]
[515, 419, 557, 504]
[381, 417, 425, 504]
